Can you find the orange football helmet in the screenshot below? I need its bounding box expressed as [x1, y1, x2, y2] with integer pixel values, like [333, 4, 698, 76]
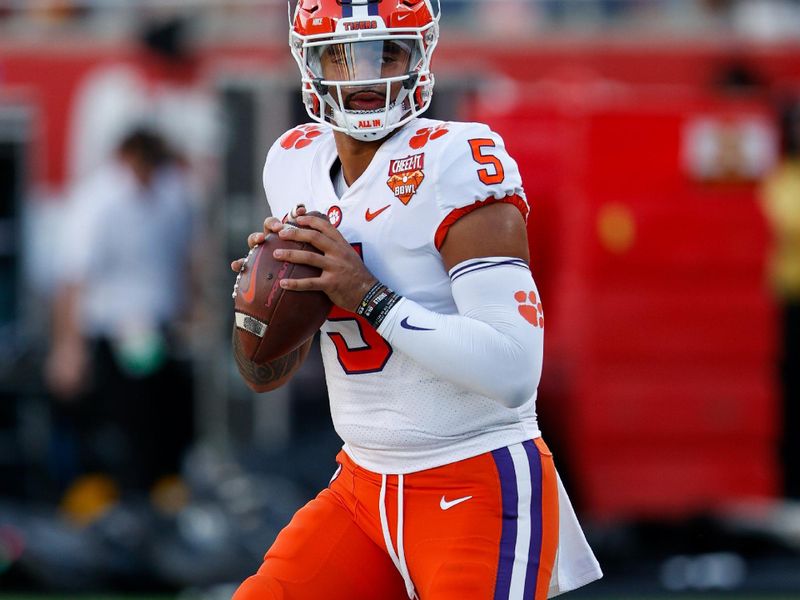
[290, 0, 440, 141]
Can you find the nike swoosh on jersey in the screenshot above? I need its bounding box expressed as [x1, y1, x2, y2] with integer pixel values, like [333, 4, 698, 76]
[440, 495, 473, 510]
[400, 317, 435, 331]
[365, 205, 391, 222]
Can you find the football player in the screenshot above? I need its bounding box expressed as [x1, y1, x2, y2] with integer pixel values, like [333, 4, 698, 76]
[230, 1, 602, 598]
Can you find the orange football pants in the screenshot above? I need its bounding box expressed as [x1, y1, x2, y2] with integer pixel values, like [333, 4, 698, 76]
[233, 439, 558, 600]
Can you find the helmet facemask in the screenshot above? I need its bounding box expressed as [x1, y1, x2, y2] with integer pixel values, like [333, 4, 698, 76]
[290, 8, 439, 141]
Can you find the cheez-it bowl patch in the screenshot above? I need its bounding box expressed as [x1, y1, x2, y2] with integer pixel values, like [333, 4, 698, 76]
[387, 153, 425, 205]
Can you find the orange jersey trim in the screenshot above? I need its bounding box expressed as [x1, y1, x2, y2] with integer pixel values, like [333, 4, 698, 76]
[434, 194, 529, 251]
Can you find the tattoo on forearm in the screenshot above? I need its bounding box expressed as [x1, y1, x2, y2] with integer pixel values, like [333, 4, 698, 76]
[232, 328, 303, 387]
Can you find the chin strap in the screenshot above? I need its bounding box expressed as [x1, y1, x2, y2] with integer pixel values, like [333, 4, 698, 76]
[348, 125, 395, 142]
[323, 81, 413, 141]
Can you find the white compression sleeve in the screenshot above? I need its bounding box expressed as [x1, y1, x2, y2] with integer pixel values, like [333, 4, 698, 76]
[377, 257, 544, 408]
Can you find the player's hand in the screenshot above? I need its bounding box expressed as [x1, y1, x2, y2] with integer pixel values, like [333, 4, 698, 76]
[273, 213, 377, 312]
[229, 205, 307, 272]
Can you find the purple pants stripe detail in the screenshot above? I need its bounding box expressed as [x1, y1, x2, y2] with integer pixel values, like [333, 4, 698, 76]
[492, 446, 518, 600]
[522, 440, 544, 599]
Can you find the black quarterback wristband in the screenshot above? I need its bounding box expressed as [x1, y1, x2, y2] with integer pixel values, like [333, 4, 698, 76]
[356, 282, 403, 329]
[363, 288, 403, 329]
[355, 282, 386, 317]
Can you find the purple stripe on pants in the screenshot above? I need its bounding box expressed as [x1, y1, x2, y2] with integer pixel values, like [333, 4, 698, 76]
[492, 446, 518, 600]
[522, 440, 544, 599]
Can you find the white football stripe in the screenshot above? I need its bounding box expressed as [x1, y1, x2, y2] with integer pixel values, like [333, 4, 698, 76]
[235, 312, 267, 338]
[508, 443, 533, 600]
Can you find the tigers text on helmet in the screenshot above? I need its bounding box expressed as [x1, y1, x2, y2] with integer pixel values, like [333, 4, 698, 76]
[289, 0, 441, 142]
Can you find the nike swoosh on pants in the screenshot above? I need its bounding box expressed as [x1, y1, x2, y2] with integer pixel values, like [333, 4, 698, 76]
[440, 495, 473, 510]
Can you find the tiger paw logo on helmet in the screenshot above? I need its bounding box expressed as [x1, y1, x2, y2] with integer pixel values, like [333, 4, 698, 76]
[410, 124, 450, 150]
[280, 125, 324, 150]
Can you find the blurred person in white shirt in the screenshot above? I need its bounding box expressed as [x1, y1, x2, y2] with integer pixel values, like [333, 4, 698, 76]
[45, 128, 196, 502]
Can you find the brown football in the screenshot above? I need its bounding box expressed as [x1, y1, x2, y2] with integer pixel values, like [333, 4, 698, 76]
[233, 213, 332, 364]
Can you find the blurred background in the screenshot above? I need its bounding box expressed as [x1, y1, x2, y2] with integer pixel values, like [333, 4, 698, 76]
[1, 0, 800, 598]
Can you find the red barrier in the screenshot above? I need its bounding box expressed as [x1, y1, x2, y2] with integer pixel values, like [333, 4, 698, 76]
[467, 84, 781, 520]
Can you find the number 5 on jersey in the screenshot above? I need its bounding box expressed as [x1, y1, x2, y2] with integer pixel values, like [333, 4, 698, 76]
[469, 138, 506, 186]
[326, 243, 393, 374]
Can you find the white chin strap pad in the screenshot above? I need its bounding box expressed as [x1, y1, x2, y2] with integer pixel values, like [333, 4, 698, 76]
[349, 127, 394, 142]
[331, 89, 411, 141]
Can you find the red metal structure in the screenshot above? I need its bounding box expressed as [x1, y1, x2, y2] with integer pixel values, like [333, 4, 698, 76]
[468, 85, 780, 520]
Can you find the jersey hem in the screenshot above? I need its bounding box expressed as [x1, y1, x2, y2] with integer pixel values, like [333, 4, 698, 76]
[340, 425, 542, 475]
[548, 568, 604, 598]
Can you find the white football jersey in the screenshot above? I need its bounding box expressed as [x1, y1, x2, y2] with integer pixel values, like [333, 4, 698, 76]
[263, 118, 542, 474]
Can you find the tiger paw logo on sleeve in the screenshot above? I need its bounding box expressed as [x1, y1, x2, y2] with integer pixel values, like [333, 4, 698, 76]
[387, 153, 425, 205]
[515, 290, 544, 328]
[410, 124, 449, 149]
[280, 125, 324, 150]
